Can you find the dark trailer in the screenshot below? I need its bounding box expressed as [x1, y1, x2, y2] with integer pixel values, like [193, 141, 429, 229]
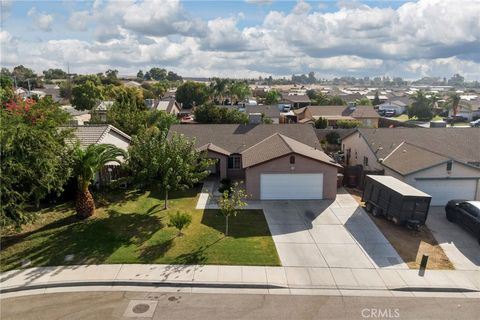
[362, 175, 432, 228]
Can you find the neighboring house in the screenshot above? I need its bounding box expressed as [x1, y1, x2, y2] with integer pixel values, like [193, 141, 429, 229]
[154, 98, 182, 115]
[280, 94, 311, 109]
[448, 99, 480, 121]
[124, 81, 142, 88]
[170, 124, 341, 200]
[69, 124, 131, 186]
[61, 105, 91, 125]
[91, 100, 114, 122]
[293, 104, 380, 128]
[245, 105, 281, 124]
[376, 100, 408, 115]
[342, 128, 480, 205]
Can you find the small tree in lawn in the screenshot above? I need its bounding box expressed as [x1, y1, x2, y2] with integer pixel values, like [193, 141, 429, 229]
[168, 211, 192, 236]
[217, 183, 248, 236]
[159, 133, 214, 209]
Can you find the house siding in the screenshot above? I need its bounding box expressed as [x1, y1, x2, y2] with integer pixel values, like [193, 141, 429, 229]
[245, 154, 338, 200]
[342, 132, 383, 170]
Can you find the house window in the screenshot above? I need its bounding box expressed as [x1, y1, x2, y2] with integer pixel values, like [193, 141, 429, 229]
[363, 156, 369, 167]
[446, 161, 453, 172]
[290, 155, 295, 164]
[228, 154, 241, 169]
[355, 151, 358, 159]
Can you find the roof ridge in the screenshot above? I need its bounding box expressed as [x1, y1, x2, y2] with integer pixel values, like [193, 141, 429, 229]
[277, 133, 294, 152]
[240, 132, 284, 154]
[382, 141, 406, 162]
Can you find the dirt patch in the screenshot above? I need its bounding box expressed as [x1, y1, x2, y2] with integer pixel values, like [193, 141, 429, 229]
[346, 187, 454, 270]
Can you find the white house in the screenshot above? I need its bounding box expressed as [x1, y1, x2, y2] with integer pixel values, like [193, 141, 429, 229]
[342, 128, 480, 206]
[376, 100, 408, 115]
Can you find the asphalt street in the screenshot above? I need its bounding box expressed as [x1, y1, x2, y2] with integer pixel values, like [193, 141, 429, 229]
[1, 291, 478, 320]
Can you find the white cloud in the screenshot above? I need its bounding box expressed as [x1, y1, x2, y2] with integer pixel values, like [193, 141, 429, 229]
[245, 0, 273, 4]
[67, 11, 90, 31]
[3, 0, 480, 80]
[27, 7, 54, 32]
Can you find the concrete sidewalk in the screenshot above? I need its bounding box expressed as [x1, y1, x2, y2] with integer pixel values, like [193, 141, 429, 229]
[1, 264, 479, 299]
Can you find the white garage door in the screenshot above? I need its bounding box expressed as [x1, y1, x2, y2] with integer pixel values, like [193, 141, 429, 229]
[415, 179, 477, 206]
[260, 174, 323, 200]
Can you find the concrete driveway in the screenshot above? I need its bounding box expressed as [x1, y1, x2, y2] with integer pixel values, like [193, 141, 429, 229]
[262, 189, 407, 269]
[426, 207, 480, 270]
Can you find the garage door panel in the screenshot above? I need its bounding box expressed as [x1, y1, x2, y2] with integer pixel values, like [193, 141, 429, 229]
[261, 174, 323, 200]
[415, 179, 477, 206]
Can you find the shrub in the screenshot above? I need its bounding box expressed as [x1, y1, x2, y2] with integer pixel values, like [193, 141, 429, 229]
[336, 120, 361, 129]
[326, 131, 341, 145]
[168, 211, 192, 236]
[218, 178, 233, 195]
[314, 117, 328, 129]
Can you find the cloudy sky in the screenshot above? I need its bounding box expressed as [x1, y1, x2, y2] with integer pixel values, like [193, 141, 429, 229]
[1, 0, 479, 80]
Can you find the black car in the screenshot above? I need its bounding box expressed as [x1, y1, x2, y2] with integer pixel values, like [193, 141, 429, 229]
[445, 200, 480, 243]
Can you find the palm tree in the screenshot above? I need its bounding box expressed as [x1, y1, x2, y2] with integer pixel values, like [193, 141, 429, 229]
[73, 144, 127, 219]
[443, 92, 471, 117]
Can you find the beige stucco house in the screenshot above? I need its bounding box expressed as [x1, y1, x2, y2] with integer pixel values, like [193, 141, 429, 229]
[170, 124, 341, 200]
[342, 128, 480, 205]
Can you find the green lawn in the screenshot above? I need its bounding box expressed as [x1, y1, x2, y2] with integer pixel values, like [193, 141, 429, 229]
[0, 186, 280, 272]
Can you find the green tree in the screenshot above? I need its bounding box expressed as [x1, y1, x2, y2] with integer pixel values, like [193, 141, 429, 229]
[372, 91, 381, 105]
[265, 89, 281, 105]
[12, 65, 39, 89]
[148, 67, 167, 81]
[357, 97, 372, 106]
[73, 74, 102, 86]
[408, 90, 433, 121]
[72, 80, 103, 110]
[128, 131, 214, 209]
[326, 131, 340, 145]
[314, 117, 328, 129]
[328, 96, 346, 105]
[168, 211, 192, 236]
[175, 81, 208, 108]
[137, 70, 144, 80]
[443, 92, 470, 117]
[209, 78, 229, 104]
[230, 81, 251, 104]
[166, 71, 182, 81]
[0, 76, 14, 104]
[194, 104, 248, 124]
[217, 183, 248, 236]
[59, 80, 73, 101]
[43, 68, 67, 80]
[73, 144, 127, 219]
[1, 96, 73, 226]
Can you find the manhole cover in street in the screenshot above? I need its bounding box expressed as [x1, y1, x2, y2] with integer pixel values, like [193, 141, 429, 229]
[132, 304, 150, 314]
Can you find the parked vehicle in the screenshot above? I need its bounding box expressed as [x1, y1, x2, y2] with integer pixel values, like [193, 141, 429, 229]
[362, 175, 432, 229]
[445, 200, 480, 243]
[384, 109, 396, 117]
[470, 118, 480, 127]
[444, 116, 468, 124]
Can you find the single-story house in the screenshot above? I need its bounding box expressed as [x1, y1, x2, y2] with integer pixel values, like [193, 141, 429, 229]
[294, 104, 380, 128]
[154, 98, 182, 115]
[245, 105, 281, 124]
[70, 124, 131, 186]
[341, 128, 480, 205]
[449, 100, 480, 121]
[170, 124, 341, 200]
[280, 94, 311, 109]
[62, 105, 91, 125]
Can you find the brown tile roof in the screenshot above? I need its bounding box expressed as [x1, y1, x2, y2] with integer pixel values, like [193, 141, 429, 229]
[381, 142, 449, 175]
[170, 124, 321, 154]
[245, 105, 280, 118]
[351, 128, 480, 171]
[68, 125, 131, 147]
[241, 133, 340, 168]
[197, 143, 230, 156]
[307, 105, 380, 119]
